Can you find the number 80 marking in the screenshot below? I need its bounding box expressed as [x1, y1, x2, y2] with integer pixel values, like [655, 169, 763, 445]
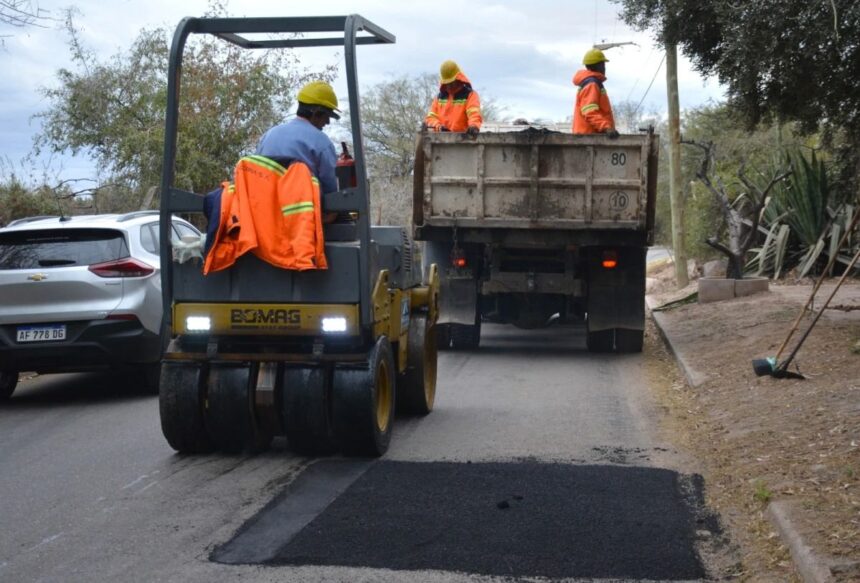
[611, 152, 627, 166]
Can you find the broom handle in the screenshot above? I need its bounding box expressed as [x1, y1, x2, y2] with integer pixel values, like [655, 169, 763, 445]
[775, 207, 860, 360]
[779, 244, 860, 371]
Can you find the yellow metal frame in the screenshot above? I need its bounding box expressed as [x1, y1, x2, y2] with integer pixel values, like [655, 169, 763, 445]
[173, 302, 360, 336]
[370, 264, 440, 373]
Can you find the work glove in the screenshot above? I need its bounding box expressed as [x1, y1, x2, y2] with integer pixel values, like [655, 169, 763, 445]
[466, 125, 480, 136]
[439, 125, 450, 132]
[606, 129, 620, 139]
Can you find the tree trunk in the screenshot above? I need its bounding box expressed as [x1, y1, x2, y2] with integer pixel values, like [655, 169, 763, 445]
[727, 254, 744, 280]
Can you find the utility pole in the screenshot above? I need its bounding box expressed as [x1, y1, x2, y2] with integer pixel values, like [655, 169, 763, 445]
[665, 43, 688, 288]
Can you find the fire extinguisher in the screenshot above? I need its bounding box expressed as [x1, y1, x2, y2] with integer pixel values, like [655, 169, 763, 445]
[336, 141, 357, 190]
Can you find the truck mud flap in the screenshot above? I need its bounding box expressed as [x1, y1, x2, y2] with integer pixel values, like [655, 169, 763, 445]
[438, 277, 478, 325]
[586, 246, 646, 333]
[422, 241, 478, 326]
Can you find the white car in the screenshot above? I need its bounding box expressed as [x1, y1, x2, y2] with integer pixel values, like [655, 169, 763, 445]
[0, 211, 201, 399]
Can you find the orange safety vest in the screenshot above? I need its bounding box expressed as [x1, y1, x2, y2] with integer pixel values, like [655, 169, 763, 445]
[203, 155, 327, 274]
[572, 70, 615, 134]
[424, 72, 483, 132]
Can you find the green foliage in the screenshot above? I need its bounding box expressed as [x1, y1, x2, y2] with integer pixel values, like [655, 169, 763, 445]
[654, 103, 805, 260]
[753, 479, 772, 504]
[764, 149, 831, 248]
[613, 0, 860, 193]
[0, 174, 57, 226]
[751, 148, 854, 277]
[34, 7, 334, 201]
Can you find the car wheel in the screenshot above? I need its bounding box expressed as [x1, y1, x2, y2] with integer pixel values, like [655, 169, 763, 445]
[0, 372, 18, 400]
[450, 320, 481, 350]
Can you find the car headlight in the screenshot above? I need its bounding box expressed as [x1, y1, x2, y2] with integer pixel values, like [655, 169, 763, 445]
[185, 316, 211, 332]
[321, 317, 347, 333]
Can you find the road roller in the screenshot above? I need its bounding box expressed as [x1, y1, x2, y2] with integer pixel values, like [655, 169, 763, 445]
[156, 15, 439, 457]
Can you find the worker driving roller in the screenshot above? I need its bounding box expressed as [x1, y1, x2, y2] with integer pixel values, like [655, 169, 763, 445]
[256, 80, 341, 194]
[424, 60, 483, 135]
[572, 48, 619, 138]
[203, 81, 343, 274]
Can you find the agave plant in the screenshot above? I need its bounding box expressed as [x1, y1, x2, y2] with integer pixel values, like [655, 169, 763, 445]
[750, 148, 852, 278]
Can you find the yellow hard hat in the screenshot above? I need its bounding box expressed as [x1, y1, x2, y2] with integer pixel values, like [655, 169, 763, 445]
[440, 60, 461, 84]
[583, 48, 609, 65]
[297, 81, 341, 118]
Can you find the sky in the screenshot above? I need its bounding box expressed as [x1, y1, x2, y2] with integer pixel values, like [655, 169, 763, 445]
[0, 0, 725, 183]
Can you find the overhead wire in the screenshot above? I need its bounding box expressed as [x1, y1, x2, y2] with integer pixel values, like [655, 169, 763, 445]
[632, 53, 666, 116]
[624, 45, 656, 103]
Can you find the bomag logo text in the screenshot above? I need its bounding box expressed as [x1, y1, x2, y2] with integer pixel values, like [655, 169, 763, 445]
[231, 308, 301, 327]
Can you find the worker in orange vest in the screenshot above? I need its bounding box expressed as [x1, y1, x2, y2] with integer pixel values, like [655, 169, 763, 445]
[424, 60, 483, 135]
[572, 48, 619, 138]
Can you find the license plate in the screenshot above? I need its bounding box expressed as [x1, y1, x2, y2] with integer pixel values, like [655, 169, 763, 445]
[16, 324, 67, 343]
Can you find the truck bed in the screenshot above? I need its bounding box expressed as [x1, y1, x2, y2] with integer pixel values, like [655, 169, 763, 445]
[414, 129, 658, 235]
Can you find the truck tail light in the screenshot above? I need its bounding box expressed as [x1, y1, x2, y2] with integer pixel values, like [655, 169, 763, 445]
[89, 258, 155, 278]
[602, 250, 618, 269]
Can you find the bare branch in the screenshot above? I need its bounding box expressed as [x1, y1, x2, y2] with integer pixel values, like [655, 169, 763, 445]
[1, 1, 52, 29]
[705, 237, 733, 257]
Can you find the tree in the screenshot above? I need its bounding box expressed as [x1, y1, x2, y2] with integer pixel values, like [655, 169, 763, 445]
[0, 174, 57, 226]
[684, 140, 791, 279]
[34, 7, 334, 201]
[1, 1, 51, 38]
[613, 0, 860, 191]
[350, 73, 438, 180]
[648, 103, 812, 263]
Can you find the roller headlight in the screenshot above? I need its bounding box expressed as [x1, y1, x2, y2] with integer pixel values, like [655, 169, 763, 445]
[185, 316, 211, 332]
[321, 317, 347, 333]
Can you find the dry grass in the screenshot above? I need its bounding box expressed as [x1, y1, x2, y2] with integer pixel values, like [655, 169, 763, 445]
[646, 261, 860, 581]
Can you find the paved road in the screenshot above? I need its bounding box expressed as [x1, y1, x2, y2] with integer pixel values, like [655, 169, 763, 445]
[0, 325, 724, 582]
[647, 246, 671, 263]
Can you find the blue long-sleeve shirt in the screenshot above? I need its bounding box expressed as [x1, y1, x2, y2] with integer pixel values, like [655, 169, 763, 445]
[255, 117, 339, 194]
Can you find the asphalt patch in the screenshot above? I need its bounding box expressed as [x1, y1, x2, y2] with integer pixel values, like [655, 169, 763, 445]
[215, 460, 708, 580]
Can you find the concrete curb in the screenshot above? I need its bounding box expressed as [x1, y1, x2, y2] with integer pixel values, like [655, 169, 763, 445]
[645, 296, 708, 388]
[767, 501, 836, 583]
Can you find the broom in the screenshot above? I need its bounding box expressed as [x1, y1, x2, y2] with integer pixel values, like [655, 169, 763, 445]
[753, 210, 860, 378]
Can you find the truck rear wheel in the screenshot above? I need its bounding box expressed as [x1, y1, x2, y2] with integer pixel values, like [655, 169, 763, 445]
[436, 324, 451, 350]
[615, 329, 644, 353]
[397, 314, 437, 415]
[282, 366, 336, 455]
[205, 364, 273, 454]
[332, 337, 395, 457]
[0, 371, 18, 400]
[450, 320, 481, 350]
[159, 362, 213, 453]
[586, 329, 615, 353]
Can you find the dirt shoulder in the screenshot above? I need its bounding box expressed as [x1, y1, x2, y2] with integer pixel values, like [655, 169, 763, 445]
[645, 261, 860, 582]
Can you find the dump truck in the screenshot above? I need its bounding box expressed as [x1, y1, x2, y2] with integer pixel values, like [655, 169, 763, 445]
[414, 126, 658, 352]
[157, 15, 439, 458]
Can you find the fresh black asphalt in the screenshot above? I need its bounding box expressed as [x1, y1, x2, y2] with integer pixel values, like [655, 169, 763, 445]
[214, 459, 709, 580]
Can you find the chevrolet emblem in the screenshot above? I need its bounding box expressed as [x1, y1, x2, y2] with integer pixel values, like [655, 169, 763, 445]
[27, 273, 48, 282]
